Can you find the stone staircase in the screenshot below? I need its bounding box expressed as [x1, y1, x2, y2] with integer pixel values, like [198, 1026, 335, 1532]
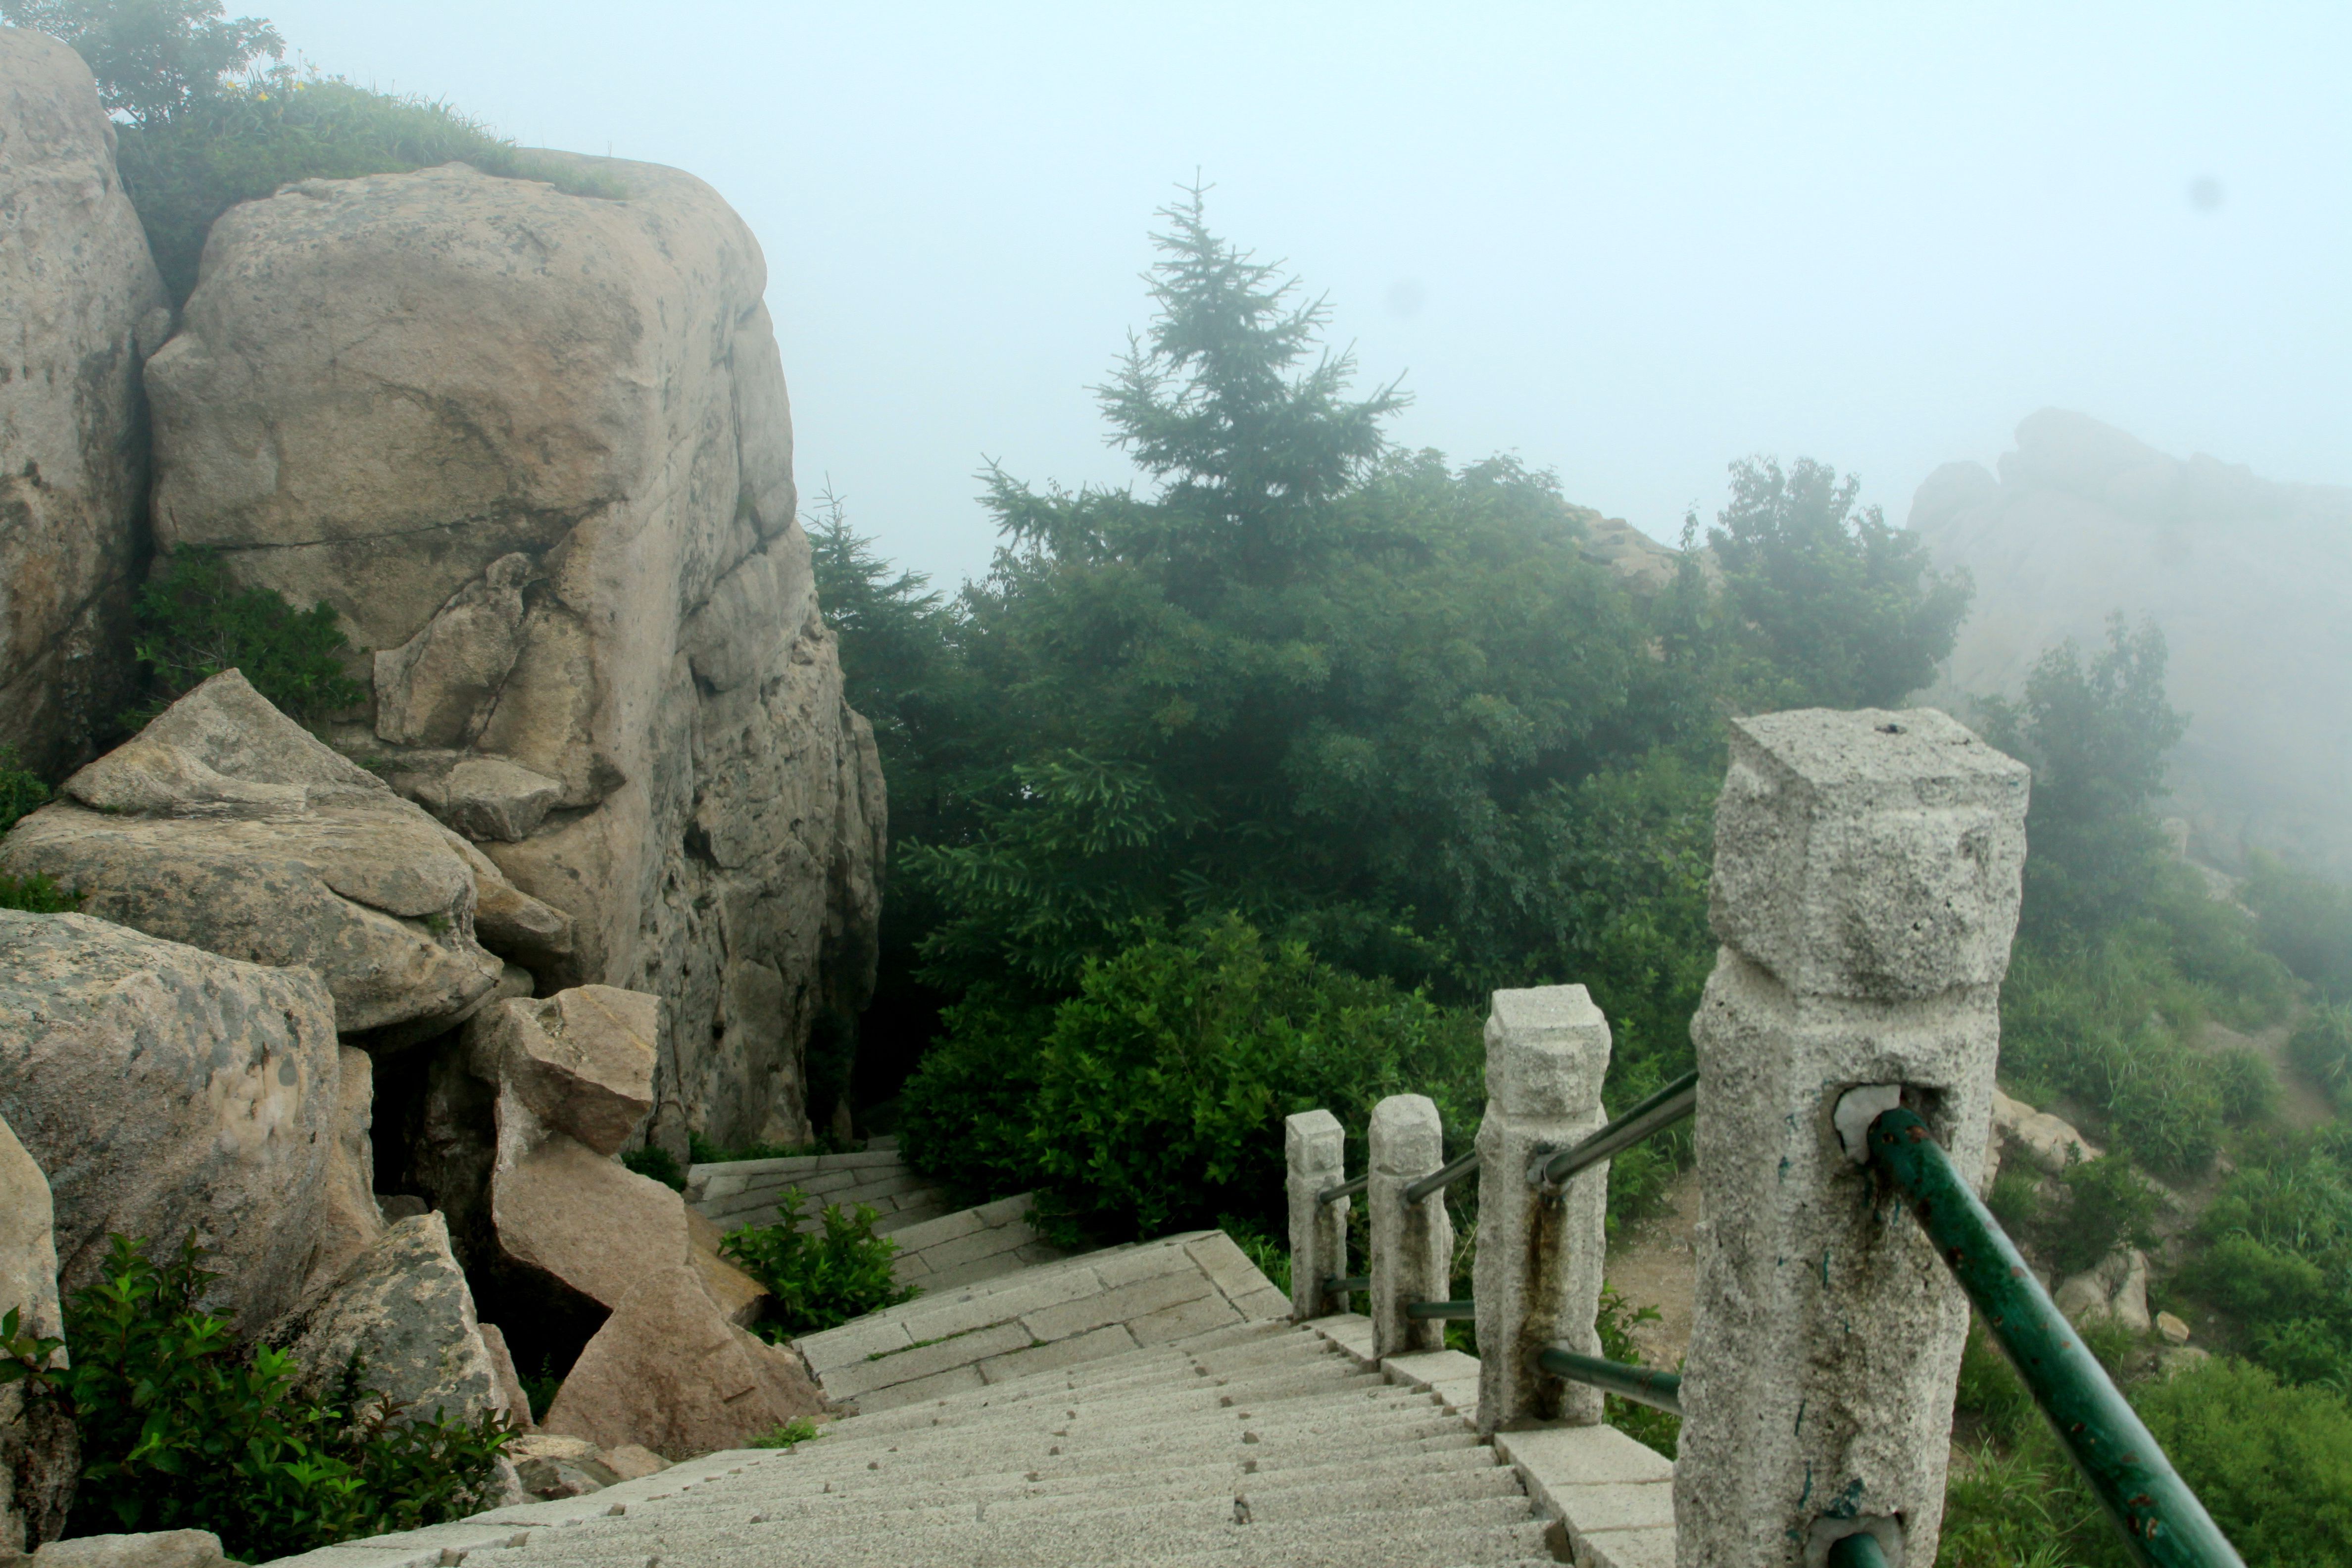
[272, 1255, 1678, 1568]
[279, 1314, 1616, 1568]
[684, 1140, 1070, 1293]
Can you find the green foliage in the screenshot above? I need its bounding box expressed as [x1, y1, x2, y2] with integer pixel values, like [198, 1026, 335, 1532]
[1979, 618, 2187, 944]
[1594, 1286, 1679, 1458]
[0, 0, 281, 127]
[128, 549, 366, 726]
[2046, 1152, 2162, 1276]
[1702, 455, 1972, 710]
[2242, 852, 2352, 1001]
[749, 1417, 822, 1450]
[903, 916, 1480, 1243]
[620, 1146, 686, 1191]
[2212, 1044, 2279, 1125]
[0, 748, 50, 834]
[2290, 1004, 2352, 1111]
[2176, 1127, 2352, 1392]
[26, 1232, 508, 1561]
[517, 1357, 560, 1424]
[1946, 1324, 2352, 1568]
[720, 1193, 919, 1339]
[0, 872, 79, 913]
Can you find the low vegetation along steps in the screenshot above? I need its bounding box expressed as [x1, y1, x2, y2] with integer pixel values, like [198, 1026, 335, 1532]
[685, 1141, 1070, 1292]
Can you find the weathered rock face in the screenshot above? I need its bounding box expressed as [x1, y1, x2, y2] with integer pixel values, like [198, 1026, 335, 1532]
[0, 912, 342, 1328]
[0, 30, 168, 778]
[0, 671, 572, 1042]
[268, 1212, 512, 1424]
[542, 1265, 822, 1459]
[0, 1113, 73, 1551]
[144, 157, 885, 1147]
[1912, 410, 2352, 882]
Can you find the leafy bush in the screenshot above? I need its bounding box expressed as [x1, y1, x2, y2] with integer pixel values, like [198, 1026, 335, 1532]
[1594, 1285, 1679, 1459]
[1945, 1328, 2352, 1568]
[2212, 1045, 2279, 1125]
[2243, 852, 2352, 1002]
[0, 749, 49, 834]
[2044, 1151, 2162, 1276]
[2176, 1127, 2352, 1389]
[0, 873, 79, 914]
[128, 549, 366, 727]
[721, 1193, 918, 1339]
[0, 0, 281, 128]
[2289, 1004, 2352, 1111]
[619, 1145, 686, 1191]
[1, 1232, 508, 1562]
[904, 916, 1482, 1244]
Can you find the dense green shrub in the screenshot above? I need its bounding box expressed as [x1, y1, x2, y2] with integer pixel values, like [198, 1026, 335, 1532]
[127, 548, 366, 726]
[0, 749, 49, 834]
[2211, 1045, 2279, 1125]
[1945, 1323, 2352, 1568]
[2044, 1150, 2162, 1275]
[2175, 1127, 2352, 1390]
[619, 1146, 686, 1191]
[2289, 1004, 2352, 1111]
[0, 873, 79, 913]
[1595, 1286, 1679, 1459]
[721, 1193, 918, 1339]
[0, 1233, 508, 1561]
[2243, 852, 2352, 1002]
[904, 916, 1481, 1243]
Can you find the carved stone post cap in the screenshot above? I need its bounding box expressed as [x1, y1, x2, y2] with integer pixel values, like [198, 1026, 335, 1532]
[1485, 985, 1610, 1117]
[1285, 1108, 1345, 1168]
[1369, 1093, 1444, 1174]
[1711, 707, 2030, 1000]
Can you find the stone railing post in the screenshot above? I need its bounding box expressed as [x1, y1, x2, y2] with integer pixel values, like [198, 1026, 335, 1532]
[1284, 1109, 1347, 1320]
[1474, 985, 1613, 1433]
[1675, 708, 2029, 1568]
[1368, 1093, 1453, 1358]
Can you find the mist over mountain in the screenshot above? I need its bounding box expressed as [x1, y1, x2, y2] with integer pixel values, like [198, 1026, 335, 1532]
[1911, 409, 2352, 882]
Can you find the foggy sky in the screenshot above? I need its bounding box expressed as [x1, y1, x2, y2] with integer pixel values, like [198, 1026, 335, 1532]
[258, 1, 2351, 588]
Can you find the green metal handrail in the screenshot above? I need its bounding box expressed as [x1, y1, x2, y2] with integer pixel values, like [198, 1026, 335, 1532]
[1323, 1274, 1370, 1296]
[1868, 1106, 2243, 1568]
[1534, 1347, 1683, 1415]
[1536, 1070, 1698, 1187]
[1317, 1173, 1368, 1205]
[1405, 1298, 1476, 1321]
[1826, 1532, 1889, 1568]
[1401, 1147, 1481, 1206]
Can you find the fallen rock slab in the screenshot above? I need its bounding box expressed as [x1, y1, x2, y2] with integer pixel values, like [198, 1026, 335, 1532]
[490, 1132, 688, 1313]
[466, 988, 657, 1155]
[0, 911, 340, 1329]
[267, 1213, 512, 1424]
[29, 1531, 237, 1568]
[542, 1265, 822, 1458]
[0, 673, 571, 1040]
[506, 1434, 618, 1500]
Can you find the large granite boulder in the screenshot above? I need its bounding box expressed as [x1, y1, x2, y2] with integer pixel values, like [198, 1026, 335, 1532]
[145, 157, 884, 1147]
[1912, 410, 2352, 882]
[0, 912, 342, 1329]
[0, 1113, 72, 1550]
[267, 1212, 514, 1424]
[542, 1265, 822, 1459]
[0, 29, 168, 777]
[0, 671, 572, 1043]
[464, 987, 658, 1156]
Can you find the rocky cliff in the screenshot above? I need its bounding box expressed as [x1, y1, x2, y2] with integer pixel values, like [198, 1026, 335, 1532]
[0, 29, 166, 776]
[142, 157, 884, 1147]
[1911, 410, 2352, 882]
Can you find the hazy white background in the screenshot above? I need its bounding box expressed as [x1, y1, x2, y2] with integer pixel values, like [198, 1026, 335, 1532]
[257, 2, 2348, 588]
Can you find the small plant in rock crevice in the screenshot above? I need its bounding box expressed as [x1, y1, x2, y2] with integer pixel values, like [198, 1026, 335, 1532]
[720, 1192, 919, 1341]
